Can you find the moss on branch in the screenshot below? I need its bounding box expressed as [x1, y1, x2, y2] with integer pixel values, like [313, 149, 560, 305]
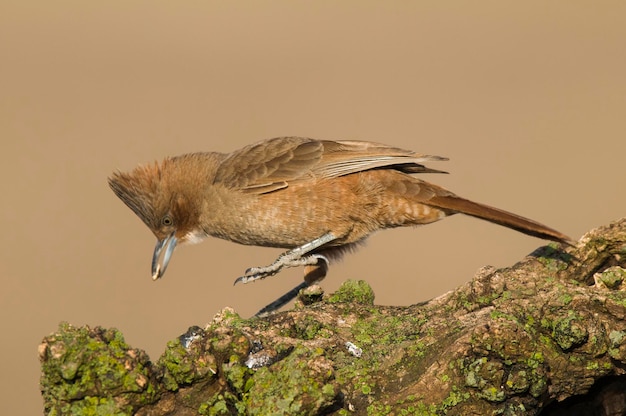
[40, 218, 626, 415]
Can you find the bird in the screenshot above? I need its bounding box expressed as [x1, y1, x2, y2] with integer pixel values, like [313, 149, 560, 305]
[108, 136, 572, 314]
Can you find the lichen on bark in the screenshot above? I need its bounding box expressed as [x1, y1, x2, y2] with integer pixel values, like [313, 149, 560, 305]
[40, 218, 626, 415]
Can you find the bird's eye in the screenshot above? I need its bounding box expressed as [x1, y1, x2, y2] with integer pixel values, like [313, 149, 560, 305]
[162, 215, 173, 227]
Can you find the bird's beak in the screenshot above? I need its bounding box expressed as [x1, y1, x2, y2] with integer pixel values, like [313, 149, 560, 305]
[151, 233, 177, 280]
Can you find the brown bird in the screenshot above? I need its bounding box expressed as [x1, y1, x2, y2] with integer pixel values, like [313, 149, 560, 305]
[109, 137, 571, 314]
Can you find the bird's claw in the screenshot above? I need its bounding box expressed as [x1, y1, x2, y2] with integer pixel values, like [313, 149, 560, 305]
[234, 253, 330, 286]
[234, 268, 278, 285]
[233, 233, 336, 286]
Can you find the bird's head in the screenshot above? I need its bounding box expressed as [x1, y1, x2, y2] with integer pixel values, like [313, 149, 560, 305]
[108, 156, 211, 280]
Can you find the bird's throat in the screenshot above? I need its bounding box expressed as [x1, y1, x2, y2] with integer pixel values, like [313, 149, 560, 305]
[183, 229, 209, 245]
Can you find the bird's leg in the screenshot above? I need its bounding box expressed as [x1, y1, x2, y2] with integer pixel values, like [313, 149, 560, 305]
[234, 232, 336, 285]
[254, 281, 309, 317]
[254, 255, 329, 317]
[303, 257, 329, 285]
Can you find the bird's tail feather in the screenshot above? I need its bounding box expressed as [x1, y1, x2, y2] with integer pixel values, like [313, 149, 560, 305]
[429, 194, 573, 244]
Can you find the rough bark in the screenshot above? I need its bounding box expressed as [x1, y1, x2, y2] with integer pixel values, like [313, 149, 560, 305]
[40, 218, 626, 415]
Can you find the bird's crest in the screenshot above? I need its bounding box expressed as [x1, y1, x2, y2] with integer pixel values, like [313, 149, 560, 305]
[108, 162, 165, 230]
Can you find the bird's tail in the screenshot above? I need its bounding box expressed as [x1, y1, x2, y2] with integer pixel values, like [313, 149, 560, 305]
[429, 193, 573, 244]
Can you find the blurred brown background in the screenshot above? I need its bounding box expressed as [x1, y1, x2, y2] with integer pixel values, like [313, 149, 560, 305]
[1, 2, 625, 413]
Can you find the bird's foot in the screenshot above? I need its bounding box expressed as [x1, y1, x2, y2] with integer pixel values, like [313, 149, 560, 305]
[233, 232, 336, 285]
[235, 254, 327, 285]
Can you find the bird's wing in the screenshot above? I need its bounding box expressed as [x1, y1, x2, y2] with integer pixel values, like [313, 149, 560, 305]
[312, 140, 448, 179]
[213, 137, 323, 193]
[214, 136, 447, 194]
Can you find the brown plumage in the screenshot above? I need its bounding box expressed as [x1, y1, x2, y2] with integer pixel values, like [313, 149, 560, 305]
[108, 136, 572, 313]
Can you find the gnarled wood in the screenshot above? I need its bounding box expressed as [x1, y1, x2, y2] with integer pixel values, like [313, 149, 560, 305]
[40, 218, 626, 415]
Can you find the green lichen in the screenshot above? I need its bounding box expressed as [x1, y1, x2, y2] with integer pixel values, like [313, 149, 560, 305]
[349, 309, 426, 350]
[477, 291, 504, 307]
[40, 323, 158, 415]
[463, 357, 505, 400]
[333, 307, 437, 412]
[528, 374, 548, 398]
[533, 244, 572, 273]
[208, 328, 251, 361]
[223, 357, 253, 395]
[327, 279, 375, 305]
[609, 330, 626, 347]
[597, 266, 626, 289]
[199, 392, 246, 416]
[505, 369, 530, 393]
[158, 338, 217, 391]
[244, 345, 338, 415]
[157, 325, 223, 393]
[456, 287, 505, 311]
[48, 396, 132, 416]
[586, 361, 600, 370]
[526, 351, 544, 369]
[441, 387, 470, 411]
[490, 310, 518, 322]
[198, 395, 230, 416]
[479, 386, 506, 403]
[366, 402, 393, 415]
[559, 293, 573, 305]
[551, 313, 589, 351]
[294, 315, 325, 340]
[334, 354, 375, 400]
[378, 388, 469, 415]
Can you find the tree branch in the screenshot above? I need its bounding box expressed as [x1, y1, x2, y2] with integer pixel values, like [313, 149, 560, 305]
[40, 218, 626, 415]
